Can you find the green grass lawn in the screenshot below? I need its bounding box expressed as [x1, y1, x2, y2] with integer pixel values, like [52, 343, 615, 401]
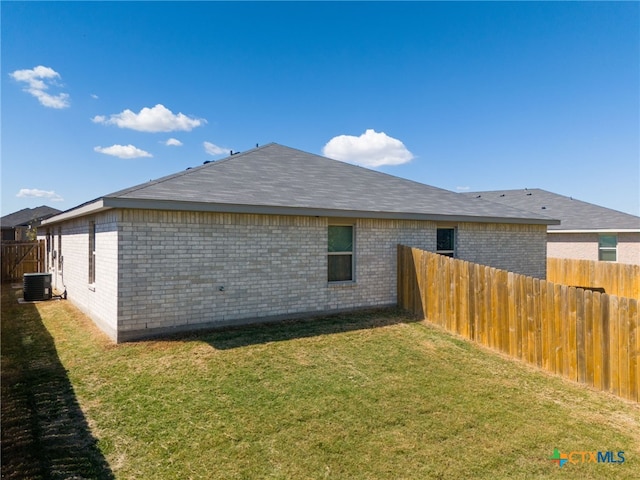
[2, 286, 639, 479]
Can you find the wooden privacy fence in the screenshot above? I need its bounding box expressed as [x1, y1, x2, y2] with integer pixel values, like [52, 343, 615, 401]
[1, 241, 45, 283]
[547, 257, 640, 300]
[398, 245, 639, 403]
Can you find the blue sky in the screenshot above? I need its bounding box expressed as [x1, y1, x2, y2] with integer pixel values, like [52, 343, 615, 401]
[2, 1, 639, 217]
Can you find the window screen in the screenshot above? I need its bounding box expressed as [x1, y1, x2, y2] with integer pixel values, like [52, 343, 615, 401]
[328, 225, 354, 282]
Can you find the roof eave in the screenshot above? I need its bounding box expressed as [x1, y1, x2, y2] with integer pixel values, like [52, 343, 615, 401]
[102, 197, 560, 225]
[40, 199, 109, 225]
[37, 197, 560, 226]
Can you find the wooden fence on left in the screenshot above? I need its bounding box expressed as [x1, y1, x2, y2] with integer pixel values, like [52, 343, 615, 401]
[1, 241, 46, 283]
[397, 245, 639, 403]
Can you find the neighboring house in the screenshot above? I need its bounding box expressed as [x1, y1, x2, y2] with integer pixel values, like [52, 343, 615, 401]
[1, 206, 61, 241]
[463, 189, 640, 265]
[40, 144, 558, 342]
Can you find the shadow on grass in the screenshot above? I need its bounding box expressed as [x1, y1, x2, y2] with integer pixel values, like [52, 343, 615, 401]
[173, 307, 420, 350]
[1, 286, 114, 480]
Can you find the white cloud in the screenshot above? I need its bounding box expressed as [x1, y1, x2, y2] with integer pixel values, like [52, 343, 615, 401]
[91, 93, 99, 99]
[204, 141, 228, 156]
[9, 65, 70, 109]
[94, 144, 152, 159]
[322, 129, 414, 168]
[92, 104, 205, 132]
[164, 138, 183, 146]
[16, 188, 64, 202]
[456, 186, 470, 191]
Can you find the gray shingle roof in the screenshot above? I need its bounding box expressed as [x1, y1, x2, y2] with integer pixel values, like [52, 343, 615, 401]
[46, 144, 558, 225]
[462, 188, 640, 231]
[1, 206, 61, 228]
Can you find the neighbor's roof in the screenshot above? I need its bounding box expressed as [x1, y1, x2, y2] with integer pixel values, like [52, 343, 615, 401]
[43, 144, 558, 226]
[1, 206, 62, 228]
[463, 189, 640, 232]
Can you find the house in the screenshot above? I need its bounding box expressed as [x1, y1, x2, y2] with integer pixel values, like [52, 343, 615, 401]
[40, 144, 558, 342]
[463, 189, 640, 265]
[1, 206, 62, 242]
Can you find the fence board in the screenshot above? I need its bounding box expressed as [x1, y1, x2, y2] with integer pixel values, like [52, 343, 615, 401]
[508, 272, 517, 357]
[398, 245, 639, 403]
[592, 292, 603, 390]
[541, 281, 553, 372]
[499, 270, 508, 352]
[601, 294, 611, 392]
[632, 300, 640, 402]
[576, 289, 586, 384]
[533, 279, 542, 367]
[584, 290, 594, 388]
[553, 284, 563, 375]
[475, 264, 483, 344]
[519, 275, 527, 362]
[482, 269, 489, 350]
[491, 273, 498, 351]
[609, 296, 620, 396]
[618, 297, 630, 401]
[446, 259, 454, 332]
[459, 261, 470, 338]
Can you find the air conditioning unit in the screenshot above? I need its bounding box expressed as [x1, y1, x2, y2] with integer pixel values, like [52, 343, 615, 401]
[23, 273, 52, 301]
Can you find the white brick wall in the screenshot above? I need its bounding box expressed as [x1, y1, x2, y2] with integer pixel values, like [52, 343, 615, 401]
[456, 222, 548, 278]
[118, 212, 327, 337]
[116, 212, 437, 339]
[115, 211, 546, 340]
[43, 209, 549, 341]
[43, 212, 119, 339]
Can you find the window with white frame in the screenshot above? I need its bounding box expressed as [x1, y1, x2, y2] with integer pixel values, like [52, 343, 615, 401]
[57, 229, 63, 270]
[328, 225, 354, 282]
[598, 234, 617, 262]
[436, 227, 455, 257]
[46, 229, 51, 271]
[88, 221, 96, 284]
